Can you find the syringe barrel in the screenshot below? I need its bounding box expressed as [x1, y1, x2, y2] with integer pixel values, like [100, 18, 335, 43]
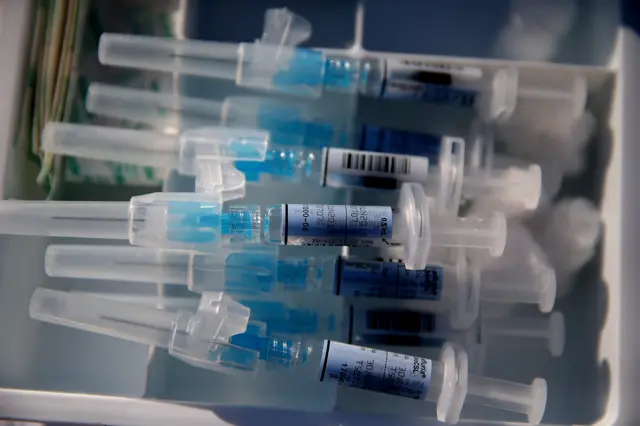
[0, 200, 130, 239]
[466, 375, 547, 424]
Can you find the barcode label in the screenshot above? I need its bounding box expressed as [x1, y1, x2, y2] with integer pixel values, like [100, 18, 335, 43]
[365, 310, 436, 333]
[341, 151, 410, 175]
[321, 148, 429, 188]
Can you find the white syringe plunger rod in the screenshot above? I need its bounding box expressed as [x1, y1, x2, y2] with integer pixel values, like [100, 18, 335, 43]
[466, 375, 547, 425]
[399, 183, 507, 270]
[479, 261, 557, 313]
[482, 312, 565, 357]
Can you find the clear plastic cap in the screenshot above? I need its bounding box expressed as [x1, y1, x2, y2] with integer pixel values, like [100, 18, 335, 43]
[482, 312, 565, 357]
[43, 122, 268, 175]
[465, 375, 547, 424]
[399, 183, 507, 270]
[86, 83, 346, 149]
[86, 83, 227, 130]
[259, 8, 311, 46]
[45, 244, 281, 294]
[99, 34, 327, 98]
[0, 199, 131, 239]
[29, 288, 250, 355]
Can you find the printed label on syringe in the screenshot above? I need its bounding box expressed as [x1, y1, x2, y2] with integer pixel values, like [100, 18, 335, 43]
[384, 58, 483, 81]
[356, 126, 444, 163]
[284, 205, 394, 247]
[381, 58, 482, 107]
[348, 307, 448, 348]
[334, 257, 443, 300]
[321, 148, 429, 189]
[319, 340, 431, 399]
[383, 80, 478, 107]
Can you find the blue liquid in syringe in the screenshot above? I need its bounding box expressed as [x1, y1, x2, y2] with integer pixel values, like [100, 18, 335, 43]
[166, 203, 260, 244]
[272, 51, 481, 107]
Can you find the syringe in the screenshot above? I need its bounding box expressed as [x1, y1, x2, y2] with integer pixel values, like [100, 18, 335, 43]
[85, 83, 542, 213]
[97, 33, 584, 124]
[44, 237, 554, 328]
[65, 290, 564, 372]
[0, 184, 506, 269]
[43, 113, 541, 216]
[30, 288, 548, 424]
[42, 245, 477, 330]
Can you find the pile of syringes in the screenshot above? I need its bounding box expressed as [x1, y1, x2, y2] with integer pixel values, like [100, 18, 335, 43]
[6, 7, 602, 425]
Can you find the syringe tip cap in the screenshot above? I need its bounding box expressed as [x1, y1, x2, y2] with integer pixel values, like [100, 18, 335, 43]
[548, 311, 565, 357]
[527, 378, 548, 425]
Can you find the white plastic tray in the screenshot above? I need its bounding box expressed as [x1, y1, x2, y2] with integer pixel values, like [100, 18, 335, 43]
[0, 0, 633, 425]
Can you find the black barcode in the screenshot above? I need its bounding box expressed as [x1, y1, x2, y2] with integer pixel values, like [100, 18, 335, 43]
[341, 152, 410, 175]
[365, 310, 435, 333]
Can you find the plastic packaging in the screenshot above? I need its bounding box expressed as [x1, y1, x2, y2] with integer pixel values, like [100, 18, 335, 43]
[30, 288, 547, 424]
